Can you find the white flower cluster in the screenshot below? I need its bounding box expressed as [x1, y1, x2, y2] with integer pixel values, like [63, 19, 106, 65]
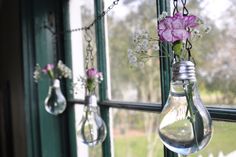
[157, 11, 168, 21]
[191, 24, 212, 41]
[128, 30, 159, 68]
[57, 60, 72, 79]
[72, 76, 86, 95]
[33, 60, 72, 83]
[33, 64, 41, 82]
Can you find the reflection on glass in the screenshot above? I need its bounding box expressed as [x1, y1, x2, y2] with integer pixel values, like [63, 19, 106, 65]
[111, 109, 164, 157]
[105, 0, 161, 102]
[189, 121, 236, 157]
[178, 0, 236, 108]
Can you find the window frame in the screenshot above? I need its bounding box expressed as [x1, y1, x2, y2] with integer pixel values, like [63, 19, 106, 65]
[21, 0, 236, 157]
[91, 0, 236, 157]
[22, 0, 77, 157]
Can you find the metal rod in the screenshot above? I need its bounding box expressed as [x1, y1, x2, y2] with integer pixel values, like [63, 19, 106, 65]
[68, 99, 236, 121]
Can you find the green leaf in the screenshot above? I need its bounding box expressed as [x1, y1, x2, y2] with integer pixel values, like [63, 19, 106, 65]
[173, 41, 183, 57]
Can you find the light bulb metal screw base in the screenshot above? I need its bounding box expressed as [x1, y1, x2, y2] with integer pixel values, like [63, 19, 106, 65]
[172, 61, 196, 82]
[85, 95, 97, 107]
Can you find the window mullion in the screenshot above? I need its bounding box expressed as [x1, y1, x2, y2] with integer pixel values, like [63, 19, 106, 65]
[62, 1, 78, 157]
[156, 0, 178, 157]
[208, 107, 236, 121]
[94, 1, 112, 157]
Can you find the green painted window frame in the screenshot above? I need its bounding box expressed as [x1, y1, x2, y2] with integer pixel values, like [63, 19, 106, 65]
[21, 0, 236, 157]
[92, 0, 236, 157]
[21, 0, 77, 157]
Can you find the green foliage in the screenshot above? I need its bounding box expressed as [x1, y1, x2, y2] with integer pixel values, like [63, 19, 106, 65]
[114, 135, 163, 157]
[190, 121, 236, 157]
[87, 78, 96, 94]
[112, 121, 236, 157]
[187, 0, 236, 105]
[107, 0, 161, 102]
[172, 41, 183, 57]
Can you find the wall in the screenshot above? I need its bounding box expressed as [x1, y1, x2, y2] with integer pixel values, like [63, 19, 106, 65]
[0, 0, 27, 156]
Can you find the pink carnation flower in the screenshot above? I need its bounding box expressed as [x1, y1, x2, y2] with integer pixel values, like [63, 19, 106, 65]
[158, 13, 198, 42]
[85, 67, 103, 94]
[86, 68, 98, 79]
[42, 64, 54, 73]
[97, 72, 103, 81]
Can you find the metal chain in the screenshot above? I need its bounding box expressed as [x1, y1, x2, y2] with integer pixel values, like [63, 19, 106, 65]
[173, 0, 179, 15]
[44, 0, 120, 69]
[185, 38, 193, 60]
[54, 0, 119, 70]
[45, 0, 120, 35]
[85, 41, 95, 69]
[84, 29, 95, 69]
[179, 0, 192, 60]
[181, 0, 189, 16]
[172, 0, 179, 63]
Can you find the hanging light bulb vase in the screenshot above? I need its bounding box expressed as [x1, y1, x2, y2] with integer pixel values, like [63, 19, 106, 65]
[77, 94, 107, 146]
[158, 61, 212, 155]
[44, 79, 67, 115]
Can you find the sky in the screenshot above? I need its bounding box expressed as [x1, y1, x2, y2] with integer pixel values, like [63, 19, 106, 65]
[200, 0, 232, 20]
[104, 0, 233, 21]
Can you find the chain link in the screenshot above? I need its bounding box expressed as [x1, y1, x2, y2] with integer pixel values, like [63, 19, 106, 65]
[185, 38, 192, 60]
[180, 0, 192, 60]
[181, 0, 189, 16]
[85, 40, 95, 69]
[173, 0, 179, 15]
[172, 0, 192, 61]
[84, 29, 95, 69]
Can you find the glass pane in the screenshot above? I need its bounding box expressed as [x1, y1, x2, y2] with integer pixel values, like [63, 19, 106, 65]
[74, 105, 103, 157]
[111, 109, 164, 157]
[69, 0, 100, 157]
[170, 0, 236, 108]
[189, 121, 236, 157]
[105, 0, 161, 103]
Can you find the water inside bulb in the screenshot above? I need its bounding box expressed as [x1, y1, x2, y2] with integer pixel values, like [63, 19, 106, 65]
[77, 95, 107, 146]
[44, 79, 67, 115]
[158, 61, 212, 156]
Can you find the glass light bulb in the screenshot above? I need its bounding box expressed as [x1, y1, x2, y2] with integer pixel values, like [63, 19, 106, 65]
[44, 79, 67, 115]
[77, 95, 107, 146]
[158, 61, 213, 156]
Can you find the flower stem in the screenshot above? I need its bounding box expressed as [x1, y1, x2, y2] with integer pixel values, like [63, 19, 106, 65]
[48, 69, 55, 80]
[184, 83, 199, 149]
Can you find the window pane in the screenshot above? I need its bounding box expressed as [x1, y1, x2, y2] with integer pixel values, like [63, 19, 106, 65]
[74, 105, 103, 157]
[111, 109, 164, 157]
[69, 0, 98, 157]
[189, 121, 236, 157]
[105, 0, 161, 103]
[170, 0, 236, 108]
